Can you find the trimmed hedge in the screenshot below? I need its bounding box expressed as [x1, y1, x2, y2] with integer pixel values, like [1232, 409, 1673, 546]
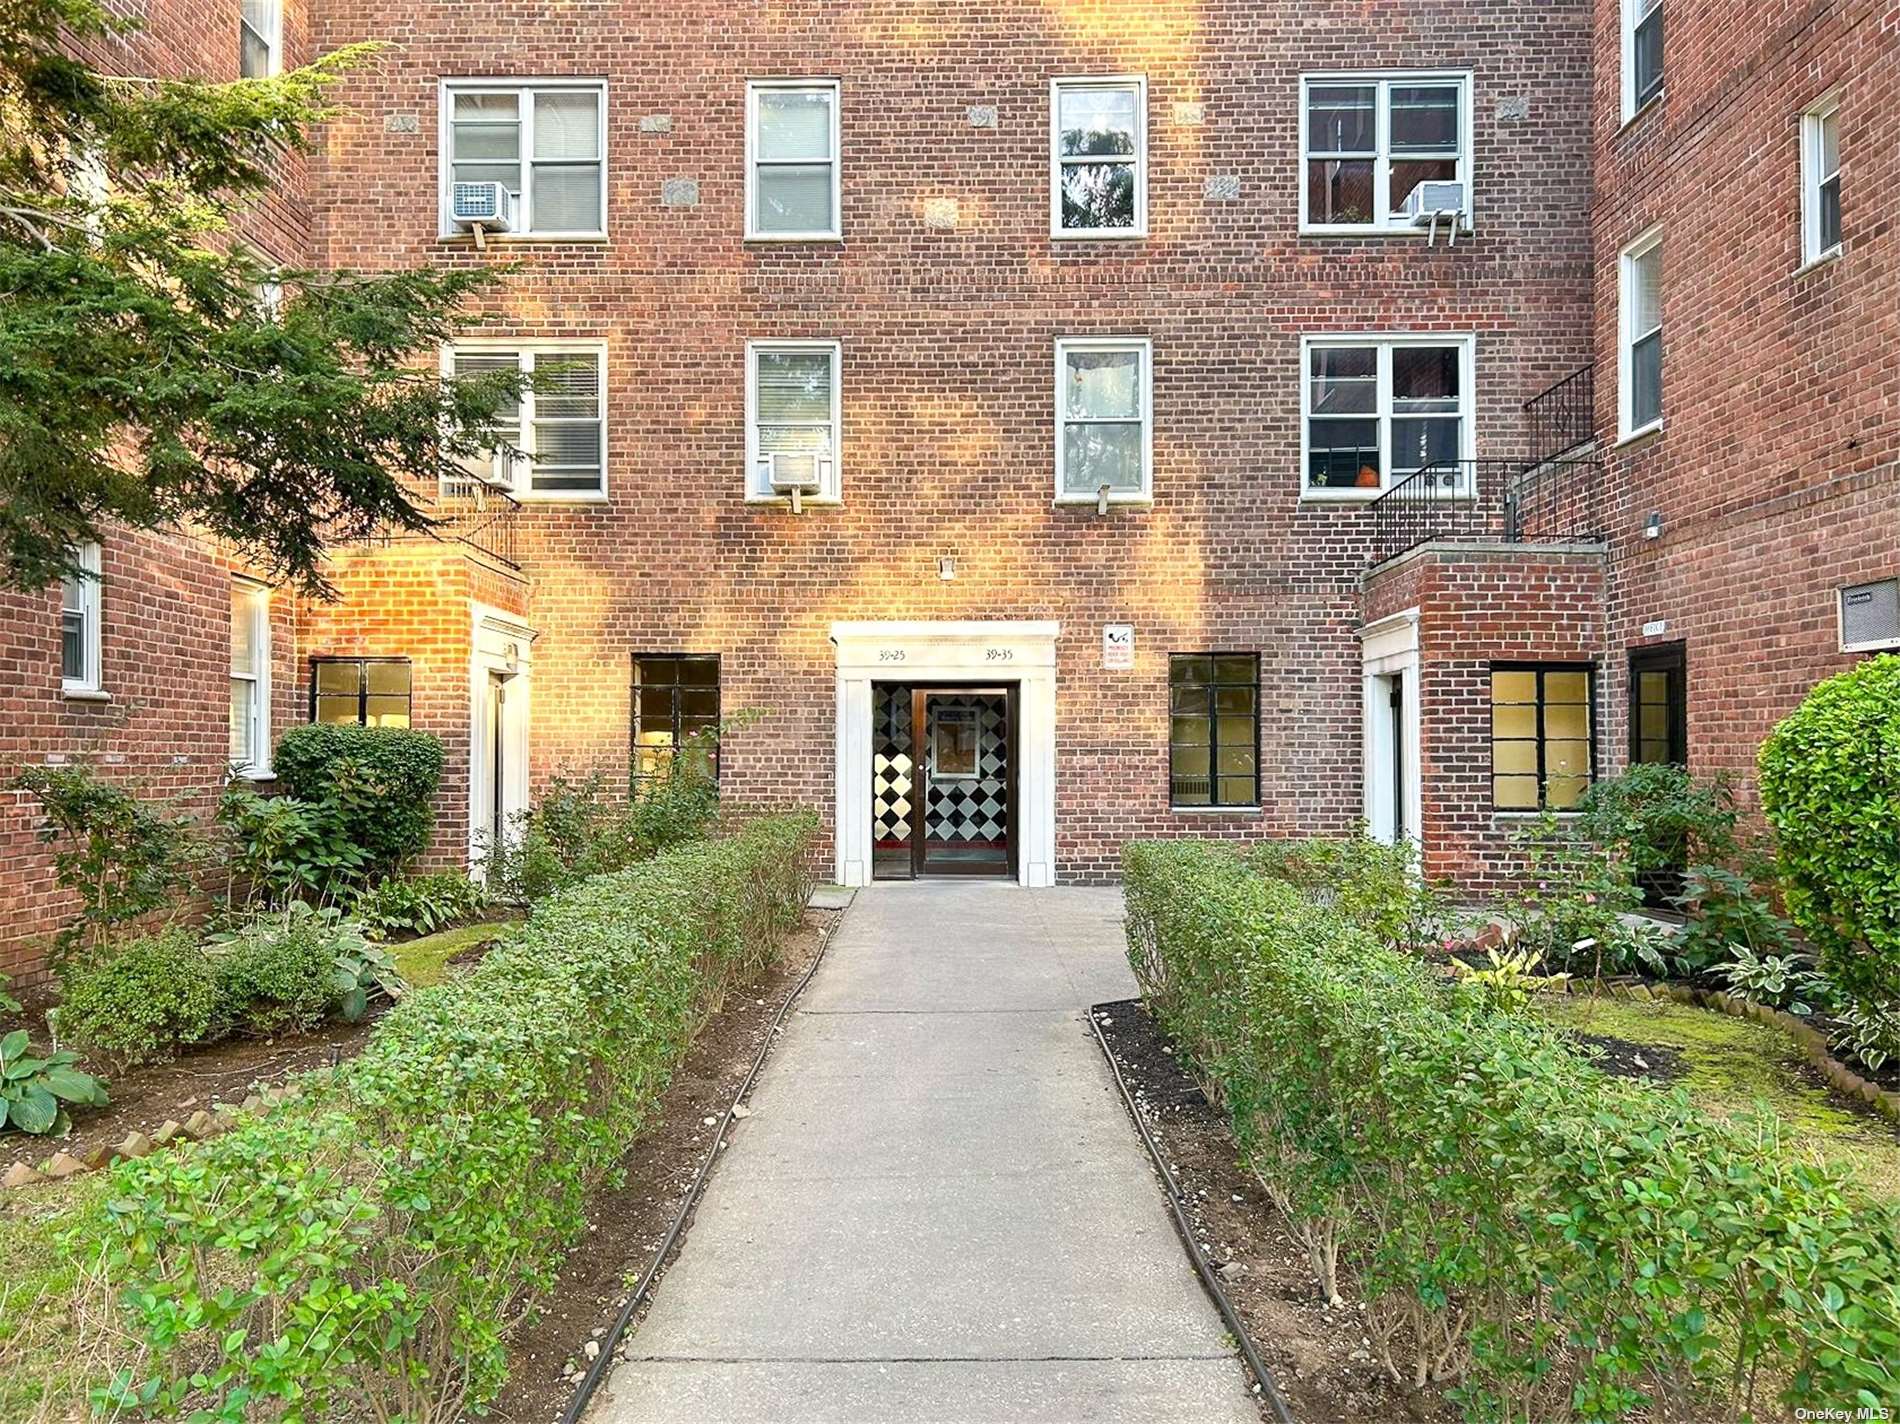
[94, 811, 817, 1422]
[272, 723, 445, 876]
[1759, 653, 1900, 1008]
[1124, 839, 1900, 1421]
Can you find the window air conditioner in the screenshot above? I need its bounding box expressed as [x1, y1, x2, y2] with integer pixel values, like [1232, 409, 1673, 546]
[1402, 180, 1467, 225]
[757, 452, 831, 514]
[450, 182, 515, 232]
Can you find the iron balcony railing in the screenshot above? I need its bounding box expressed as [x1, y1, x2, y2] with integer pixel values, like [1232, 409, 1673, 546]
[1367, 455, 1605, 567]
[427, 475, 522, 569]
[1525, 364, 1596, 467]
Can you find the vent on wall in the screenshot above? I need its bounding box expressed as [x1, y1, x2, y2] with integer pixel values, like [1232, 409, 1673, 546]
[1840, 578, 1900, 652]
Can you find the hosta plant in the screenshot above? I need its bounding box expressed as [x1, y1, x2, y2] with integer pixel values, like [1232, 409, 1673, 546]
[1, 1028, 107, 1135]
[331, 934, 406, 1023]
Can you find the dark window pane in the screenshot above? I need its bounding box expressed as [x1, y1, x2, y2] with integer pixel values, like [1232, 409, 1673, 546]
[1170, 656, 1212, 686]
[1308, 419, 1380, 489]
[1310, 348, 1377, 414]
[1060, 162, 1135, 229]
[1213, 656, 1256, 685]
[61, 611, 84, 680]
[1631, 330, 1662, 429]
[1393, 347, 1460, 408]
[1305, 85, 1375, 153]
[1389, 86, 1459, 152]
[1170, 684, 1210, 716]
[1389, 159, 1459, 216]
[1391, 417, 1461, 473]
[1633, 7, 1663, 107]
[1819, 175, 1841, 252]
[1307, 159, 1373, 224]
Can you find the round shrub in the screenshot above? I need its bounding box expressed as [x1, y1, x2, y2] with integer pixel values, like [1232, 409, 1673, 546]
[206, 904, 355, 1036]
[58, 931, 218, 1067]
[273, 725, 445, 876]
[1759, 653, 1900, 1006]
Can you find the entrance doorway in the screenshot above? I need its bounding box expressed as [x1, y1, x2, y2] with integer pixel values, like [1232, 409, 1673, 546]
[872, 684, 1018, 879]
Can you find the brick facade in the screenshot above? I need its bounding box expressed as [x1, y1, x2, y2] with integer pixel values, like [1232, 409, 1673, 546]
[4, 0, 1893, 971]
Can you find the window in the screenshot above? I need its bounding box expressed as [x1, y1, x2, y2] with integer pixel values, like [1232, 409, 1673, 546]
[1622, 0, 1663, 120]
[1302, 335, 1473, 495]
[1300, 73, 1470, 232]
[60, 542, 102, 694]
[1170, 655, 1259, 808]
[230, 582, 272, 774]
[746, 80, 841, 241]
[311, 658, 412, 727]
[632, 655, 721, 783]
[447, 344, 606, 497]
[1619, 229, 1663, 438]
[1050, 77, 1147, 238]
[442, 81, 606, 237]
[1055, 337, 1152, 503]
[1801, 96, 1842, 266]
[1491, 665, 1594, 810]
[746, 340, 841, 503]
[1629, 644, 1686, 767]
[239, 0, 280, 78]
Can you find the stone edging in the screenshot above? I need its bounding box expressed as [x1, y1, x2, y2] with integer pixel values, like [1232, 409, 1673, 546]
[1552, 978, 1900, 1126]
[1, 1084, 300, 1191]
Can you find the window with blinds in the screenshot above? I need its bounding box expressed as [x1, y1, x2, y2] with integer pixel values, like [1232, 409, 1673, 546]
[1620, 230, 1663, 437]
[444, 82, 606, 237]
[746, 340, 841, 502]
[447, 346, 605, 497]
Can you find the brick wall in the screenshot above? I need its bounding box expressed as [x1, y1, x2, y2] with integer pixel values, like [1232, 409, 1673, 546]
[301, 0, 1597, 884]
[1586, 0, 1900, 806]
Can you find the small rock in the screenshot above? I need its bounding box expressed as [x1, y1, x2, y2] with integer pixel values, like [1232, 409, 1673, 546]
[177, 1097, 197, 1110]
[44, 1151, 88, 1179]
[583, 1341, 600, 1361]
[80, 1146, 110, 1170]
[183, 1110, 215, 1140]
[3, 1162, 45, 1189]
[702, 1116, 718, 1127]
[152, 1120, 184, 1144]
[114, 1131, 154, 1161]
[731, 1104, 752, 1119]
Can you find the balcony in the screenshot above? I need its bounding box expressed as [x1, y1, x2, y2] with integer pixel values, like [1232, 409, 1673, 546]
[1366, 367, 1604, 568]
[430, 477, 522, 569]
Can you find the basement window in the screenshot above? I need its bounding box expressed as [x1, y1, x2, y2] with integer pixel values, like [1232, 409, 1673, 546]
[311, 658, 413, 728]
[1491, 664, 1594, 811]
[1169, 654, 1260, 809]
[632, 655, 721, 784]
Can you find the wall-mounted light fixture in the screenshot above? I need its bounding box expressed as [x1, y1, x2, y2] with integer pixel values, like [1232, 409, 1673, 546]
[1643, 512, 1664, 540]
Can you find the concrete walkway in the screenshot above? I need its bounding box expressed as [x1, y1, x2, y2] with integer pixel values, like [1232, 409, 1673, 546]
[592, 882, 1258, 1424]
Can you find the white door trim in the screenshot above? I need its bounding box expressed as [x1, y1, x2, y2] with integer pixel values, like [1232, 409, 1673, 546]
[831, 620, 1060, 888]
[1361, 608, 1422, 849]
[469, 603, 537, 874]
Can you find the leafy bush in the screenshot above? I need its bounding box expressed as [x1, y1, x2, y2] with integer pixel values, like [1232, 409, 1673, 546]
[1505, 814, 1666, 977]
[1759, 654, 1900, 1012]
[330, 928, 406, 1023]
[57, 931, 219, 1067]
[217, 782, 369, 907]
[1716, 944, 1828, 1015]
[486, 749, 719, 902]
[96, 811, 816, 1421]
[1249, 834, 1451, 953]
[273, 724, 445, 878]
[14, 766, 198, 966]
[1125, 839, 1900, 1420]
[1, 1027, 107, 1135]
[1672, 862, 1795, 972]
[352, 870, 490, 938]
[1574, 763, 1741, 883]
[204, 903, 371, 1037]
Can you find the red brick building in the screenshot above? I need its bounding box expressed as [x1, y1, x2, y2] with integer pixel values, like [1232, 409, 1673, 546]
[3, 0, 1894, 973]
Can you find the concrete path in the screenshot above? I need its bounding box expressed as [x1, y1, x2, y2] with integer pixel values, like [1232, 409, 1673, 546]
[592, 882, 1258, 1424]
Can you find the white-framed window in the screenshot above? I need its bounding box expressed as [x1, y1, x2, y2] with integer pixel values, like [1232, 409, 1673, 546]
[1300, 334, 1476, 498]
[445, 342, 607, 498]
[745, 80, 841, 241]
[1621, 0, 1663, 122]
[1050, 76, 1147, 239]
[1055, 337, 1153, 504]
[230, 581, 272, 776]
[1801, 95, 1842, 267]
[239, 0, 280, 78]
[1618, 228, 1663, 439]
[440, 80, 606, 239]
[745, 340, 842, 504]
[1300, 72, 1472, 233]
[60, 542, 103, 694]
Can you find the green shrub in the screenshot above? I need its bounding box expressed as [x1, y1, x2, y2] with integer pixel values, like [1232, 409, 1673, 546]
[1, 1028, 108, 1135]
[13, 766, 198, 966]
[273, 724, 445, 877]
[217, 782, 370, 907]
[1574, 762, 1741, 879]
[352, 870, 490, 938]
[1759, 654, 1900, 1011]
[57, 931, 218, 1067]
[1249, 834, 1451, 953]
[95, 811, 817, 1421]
[1125, 839, 1900, 1420]
[204, 903, 365, 1037]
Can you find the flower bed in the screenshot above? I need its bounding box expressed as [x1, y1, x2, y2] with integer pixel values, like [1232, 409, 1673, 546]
[84, 811, 816, 1422]
[1125, 838, 1900, 1420]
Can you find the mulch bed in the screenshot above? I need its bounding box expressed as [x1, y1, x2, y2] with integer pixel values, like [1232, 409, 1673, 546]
[477, 907, 837, 1424]
[1094, 1000, 1457, 1424]
[1561, 1030, 1690, 1084]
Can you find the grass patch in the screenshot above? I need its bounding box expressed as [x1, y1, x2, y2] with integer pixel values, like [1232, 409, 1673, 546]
[0, 1175, 118, 1423]
[1542, 994, 1900, 1200]
[391, 921, 508, 988]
